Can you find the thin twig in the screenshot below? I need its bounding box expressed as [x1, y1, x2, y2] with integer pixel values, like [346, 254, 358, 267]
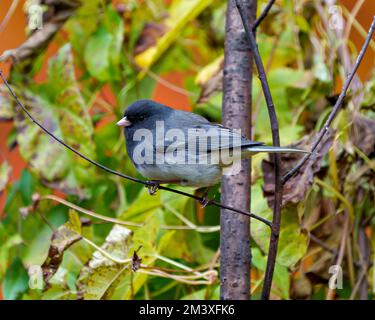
[235, 0, 282, 300]
[41, 194, 220, 232]
[42, 195, 143, 227]
[81, 236, 216, 285]
[251, 0, 276, 31]
[343, 0, 365, 44]
[282, 16, 375, 184]
[0, 70, 271, 227]
[310, 233, 337, 256]
[0, 0, 20, 34]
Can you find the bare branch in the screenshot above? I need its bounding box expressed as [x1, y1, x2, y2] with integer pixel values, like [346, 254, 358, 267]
[252, 0, 276, 31]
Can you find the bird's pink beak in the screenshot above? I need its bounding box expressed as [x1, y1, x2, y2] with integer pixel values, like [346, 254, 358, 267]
[116, 116, 131, 127]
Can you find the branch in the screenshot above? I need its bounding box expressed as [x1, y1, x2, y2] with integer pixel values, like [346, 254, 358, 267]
[0, 71, 272, 228]
[252, 0, 275, 31]
[235, 0, 282, 300]
[220, 0, 255, 300]
[282, 16, 375, 184]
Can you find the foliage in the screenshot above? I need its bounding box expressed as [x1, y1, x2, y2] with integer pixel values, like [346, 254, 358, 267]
[0, 0, 374, 300]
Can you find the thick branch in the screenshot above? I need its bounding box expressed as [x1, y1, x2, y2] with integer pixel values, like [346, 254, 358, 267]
[235, 0, 282, 300]
[220, 0, 256, 300]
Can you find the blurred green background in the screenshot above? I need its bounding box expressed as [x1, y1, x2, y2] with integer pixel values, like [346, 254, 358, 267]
[0, 0, 374, 300]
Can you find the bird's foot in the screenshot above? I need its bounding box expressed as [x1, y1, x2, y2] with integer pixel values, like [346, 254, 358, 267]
[199, 197, 210, 208]
[146, 181, 160, 196]
[199, 188, 212, 208]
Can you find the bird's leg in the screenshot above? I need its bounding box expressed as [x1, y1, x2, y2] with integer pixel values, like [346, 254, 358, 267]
[146, 179, 185, 195]
[146, 180, 160, 196]
[198, 187, 211, 208]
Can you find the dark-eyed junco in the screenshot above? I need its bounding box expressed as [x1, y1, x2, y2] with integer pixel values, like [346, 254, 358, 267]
[117, 100, 307, 188]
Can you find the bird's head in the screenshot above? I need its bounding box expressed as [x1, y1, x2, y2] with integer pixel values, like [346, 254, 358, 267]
[117, 99, 172, 128]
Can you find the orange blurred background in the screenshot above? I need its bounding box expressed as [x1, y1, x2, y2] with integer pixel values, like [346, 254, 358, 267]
[0, 0, 374, 214]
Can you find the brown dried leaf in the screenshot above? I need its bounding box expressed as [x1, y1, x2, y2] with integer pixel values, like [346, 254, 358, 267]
[197, 71, 223, 104]
[134, 22, 167, 56]
[131, 250, 142, 272]
[41, 224, 82, 283]
[262, 129, 335, 208]
[196, 56, 224, 104]
[351, 115, 375, 156]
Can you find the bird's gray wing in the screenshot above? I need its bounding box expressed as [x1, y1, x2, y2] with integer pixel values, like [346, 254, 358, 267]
[157, 118, 263, 158]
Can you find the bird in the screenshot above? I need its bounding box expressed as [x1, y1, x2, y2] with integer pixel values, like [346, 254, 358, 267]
[117, 99, 307, 190]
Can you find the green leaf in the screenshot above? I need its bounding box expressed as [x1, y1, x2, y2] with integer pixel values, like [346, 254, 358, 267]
[103, 6, 124, 67]
[251, 182, 308, 269]
[135, 0, 214, 72]
[252, 248, 290, 299]
[0, 234, 23, 279]
[83, 5, 124, 82]
[250, 182, 272, 253]
[277, 224, 308, 268]
[19, 169, 34, 205]
[78, 225, 133, 300]
[41, 285, 76, 300]
[0, 161, 11, 193]
[84, 26, 114, 82]
[2, 257, 29, 300]
[14, 45, 95, 195]
[109, 215, 162, 300]
[67, 210, 82, 234]
[0, 85, 14, 120]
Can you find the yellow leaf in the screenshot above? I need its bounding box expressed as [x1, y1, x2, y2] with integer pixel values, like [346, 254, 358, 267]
[195, 55, 224, 86]
[135, 0, 214, 75]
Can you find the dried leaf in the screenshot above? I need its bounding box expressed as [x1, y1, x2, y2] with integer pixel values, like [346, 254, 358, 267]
[41, 222, 82, 283]
[262, 129, 335, 207]
[134, 22, 167, 55]
[131, 249, 142, 272]
[77, 225, 133, 300]
[196, 56, 223, 104]
[351, 115, 375, 156]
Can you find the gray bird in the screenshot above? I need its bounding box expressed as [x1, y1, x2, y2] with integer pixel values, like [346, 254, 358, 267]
[117, 100, 307, 188]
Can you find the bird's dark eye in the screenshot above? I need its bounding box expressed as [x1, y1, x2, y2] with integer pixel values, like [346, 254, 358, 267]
[138, 115, 145, 121]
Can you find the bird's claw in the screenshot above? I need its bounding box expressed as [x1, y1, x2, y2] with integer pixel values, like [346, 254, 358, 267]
[146, 181, 159, 196]
[199, 196, 210, 208]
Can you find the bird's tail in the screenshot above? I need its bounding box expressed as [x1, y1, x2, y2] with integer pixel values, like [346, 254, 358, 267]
[245, 145, 309, 154]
